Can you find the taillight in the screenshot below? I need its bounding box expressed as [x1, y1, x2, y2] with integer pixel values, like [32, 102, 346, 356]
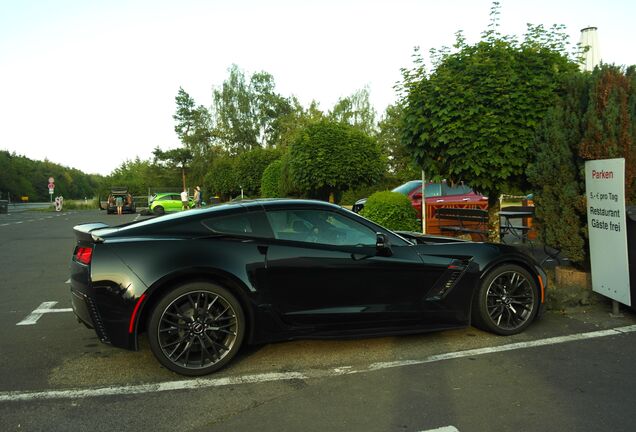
[74, 246, 93, 265]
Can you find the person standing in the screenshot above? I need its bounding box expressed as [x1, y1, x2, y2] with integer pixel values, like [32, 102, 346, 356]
[180, 189, 189, 211]
[194, 186, 201, 208]
[115, 195, 123, 215]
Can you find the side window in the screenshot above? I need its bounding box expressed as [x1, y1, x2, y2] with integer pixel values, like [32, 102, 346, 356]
[424, 183, 441, 197]
[266, 209, 377, 246]
[201, 212, 270, 238]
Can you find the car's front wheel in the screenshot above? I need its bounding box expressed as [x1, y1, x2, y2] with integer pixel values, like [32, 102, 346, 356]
[153, 205, 165, 215]
[148, 282, 245, 376]
[472, 264, 539, 335]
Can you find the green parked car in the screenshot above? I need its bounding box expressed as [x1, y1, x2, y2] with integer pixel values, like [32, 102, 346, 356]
[149, 193, 195, 215]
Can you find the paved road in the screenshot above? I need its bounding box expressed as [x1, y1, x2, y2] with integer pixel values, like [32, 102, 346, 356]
[0, 210, 635, 432]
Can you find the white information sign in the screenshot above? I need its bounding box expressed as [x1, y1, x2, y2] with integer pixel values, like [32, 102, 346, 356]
[585, 158, 631, 306]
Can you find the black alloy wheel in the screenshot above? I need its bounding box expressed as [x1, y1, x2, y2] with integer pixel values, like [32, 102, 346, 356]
[153, 205, 165, 215]
[472, 264, 539, 335]
[148, 282, 245, 376]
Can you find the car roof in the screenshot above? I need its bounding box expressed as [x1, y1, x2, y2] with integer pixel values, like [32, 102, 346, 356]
[96, 199, 350, 238]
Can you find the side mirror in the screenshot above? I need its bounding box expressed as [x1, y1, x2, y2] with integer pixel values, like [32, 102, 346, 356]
[376, 233, 393, 257]
[412, 192, 422, 200]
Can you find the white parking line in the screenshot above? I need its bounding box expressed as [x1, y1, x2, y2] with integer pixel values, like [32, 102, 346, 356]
[366, 326, 636, 371]
[1, 324, 635, 402]
[420, 427, 459, 432]
[16, 301, 73, 326]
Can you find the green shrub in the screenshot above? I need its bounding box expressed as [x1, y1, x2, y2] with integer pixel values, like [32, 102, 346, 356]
[340, 176, 404, 205]
[288, 120, 386, 202]
[62, 199, 99, 210]
[261, 159, 284, 198]
[360, 191, 419, 231]
[235, 148, 282, 197]
[205, 156, 240, 201]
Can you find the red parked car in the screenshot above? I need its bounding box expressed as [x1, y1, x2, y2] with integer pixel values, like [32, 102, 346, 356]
[352, 180, 486, 219]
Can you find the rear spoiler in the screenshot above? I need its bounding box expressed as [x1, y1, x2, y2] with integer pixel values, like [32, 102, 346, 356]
[73, 223, 110, 243]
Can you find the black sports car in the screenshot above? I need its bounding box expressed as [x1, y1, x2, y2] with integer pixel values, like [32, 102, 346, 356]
[70, 199, 547, 376]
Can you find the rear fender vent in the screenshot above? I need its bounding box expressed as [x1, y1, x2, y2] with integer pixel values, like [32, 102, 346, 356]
[85, 296, 110, 343]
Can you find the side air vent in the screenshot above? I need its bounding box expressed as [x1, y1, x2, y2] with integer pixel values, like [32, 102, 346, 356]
[426, 259, 470, 301]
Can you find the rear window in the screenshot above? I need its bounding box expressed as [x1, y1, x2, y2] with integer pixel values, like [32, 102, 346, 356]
[424, 183, 441, 197]
[392, 180, 422, 195]
[442, 183, 473, 196]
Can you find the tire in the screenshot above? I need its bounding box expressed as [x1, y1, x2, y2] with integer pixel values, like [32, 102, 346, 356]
[472, 264, 539, 336]
[148, 282, 245, 376]
[153, 205, 165, 215]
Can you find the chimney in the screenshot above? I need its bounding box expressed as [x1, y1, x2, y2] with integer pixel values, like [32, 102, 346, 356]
[579, 26, 601, 72]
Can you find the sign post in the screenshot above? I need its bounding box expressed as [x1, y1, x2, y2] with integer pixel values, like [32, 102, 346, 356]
[421, 170, 427, 234]
[585, 158, 631, 307]
[48, 177, 55, 202]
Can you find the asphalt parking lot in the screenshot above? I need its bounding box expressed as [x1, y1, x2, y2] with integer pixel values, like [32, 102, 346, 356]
[1, 209, 636, 432]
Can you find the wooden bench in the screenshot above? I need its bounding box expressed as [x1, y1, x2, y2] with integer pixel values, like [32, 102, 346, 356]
[435, 207, 488, 240]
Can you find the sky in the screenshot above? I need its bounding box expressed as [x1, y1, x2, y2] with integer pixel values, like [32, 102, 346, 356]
[1, 0, 635, 176]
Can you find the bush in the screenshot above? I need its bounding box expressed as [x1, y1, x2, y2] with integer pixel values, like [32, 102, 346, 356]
[204, 157, 239, 201]
[63, 199, 100, 210]
[340, 176, 405, 205]
[235, 148, 282, 197]
[261, 159, 284, 198]
[360, 191, 419, 231]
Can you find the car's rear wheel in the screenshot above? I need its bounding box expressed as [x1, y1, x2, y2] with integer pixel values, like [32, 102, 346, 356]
[472, 264, 539, 335]
[153, 205, 165, 215]
[148, 282, 245, 376]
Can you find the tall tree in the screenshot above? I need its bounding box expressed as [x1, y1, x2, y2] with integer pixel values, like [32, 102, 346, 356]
[212, 65, 293, 153]
[529, 64, 636, 266]
[527, 72, 589, 264]
[173, 87, 214, 186]
[399, 3, 580, 239]
[579, 65, 636, 201]
[376, 104, 419, 182]
[153, 147, 193, 191]
[329, 87, 376, 135]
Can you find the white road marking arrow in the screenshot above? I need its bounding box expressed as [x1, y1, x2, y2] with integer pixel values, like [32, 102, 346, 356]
[16, 301, 73, 326]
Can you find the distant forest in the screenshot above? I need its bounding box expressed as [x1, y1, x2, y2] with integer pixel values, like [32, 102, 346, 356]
[0, 150, 102, 201]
